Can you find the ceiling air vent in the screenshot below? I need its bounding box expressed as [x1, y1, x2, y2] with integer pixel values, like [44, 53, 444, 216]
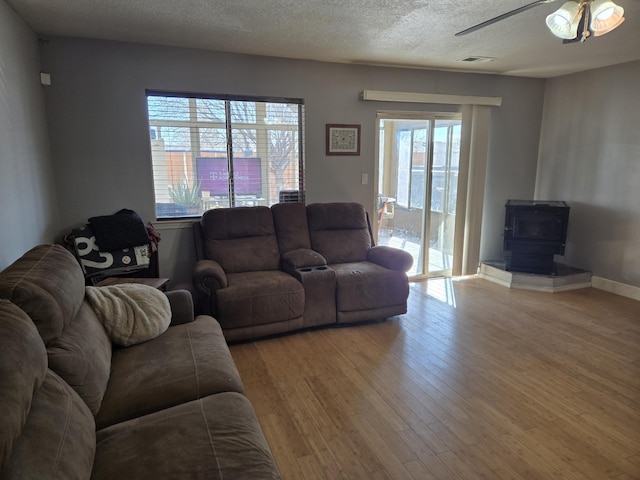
[457, 56, 496, 63]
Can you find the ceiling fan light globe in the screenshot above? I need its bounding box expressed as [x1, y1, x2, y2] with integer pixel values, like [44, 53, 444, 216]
[590, 0, 625, 36]
[596, 6, 614, 20]
[546, 1, 581, 39]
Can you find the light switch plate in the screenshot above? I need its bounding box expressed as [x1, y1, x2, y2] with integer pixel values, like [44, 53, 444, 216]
[40, 72, 51, 86]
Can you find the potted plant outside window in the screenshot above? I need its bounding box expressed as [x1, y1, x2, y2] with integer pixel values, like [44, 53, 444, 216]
[168, 178, 201, 215]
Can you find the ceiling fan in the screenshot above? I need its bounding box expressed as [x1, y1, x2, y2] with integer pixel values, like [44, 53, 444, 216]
[455, 0, 625, 43]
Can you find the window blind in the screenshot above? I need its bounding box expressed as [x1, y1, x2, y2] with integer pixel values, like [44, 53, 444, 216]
[146, 91, 305, 219]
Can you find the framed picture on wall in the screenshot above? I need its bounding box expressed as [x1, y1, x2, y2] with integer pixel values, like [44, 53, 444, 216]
[326, 124, 361, 156]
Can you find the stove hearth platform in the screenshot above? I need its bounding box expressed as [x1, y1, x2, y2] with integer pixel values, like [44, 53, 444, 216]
[479, 261, 592, 292]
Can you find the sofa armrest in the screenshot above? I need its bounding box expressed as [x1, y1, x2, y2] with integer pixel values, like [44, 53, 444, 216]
[192, 259, 228, 294]
[367, 246, 414, 272]
[281, 248, 327, 274]
[165, 290, 195, 326]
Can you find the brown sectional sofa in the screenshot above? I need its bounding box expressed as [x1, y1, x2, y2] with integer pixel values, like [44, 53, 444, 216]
[0, 244, 280, 479]
[193, 202, 413, 341]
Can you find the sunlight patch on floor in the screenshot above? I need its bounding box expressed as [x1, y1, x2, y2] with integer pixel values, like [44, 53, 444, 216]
[378, 229, 453, 277]
[412, 277, 457, 307]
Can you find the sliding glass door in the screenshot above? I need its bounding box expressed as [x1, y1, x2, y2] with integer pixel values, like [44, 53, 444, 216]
[376, 113, 461, 279]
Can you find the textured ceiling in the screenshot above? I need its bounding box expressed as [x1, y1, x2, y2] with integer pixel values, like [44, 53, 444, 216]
[7, 0, 640, 78]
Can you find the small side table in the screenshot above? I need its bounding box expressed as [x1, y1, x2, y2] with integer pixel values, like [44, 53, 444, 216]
[96, 277, 170, 292]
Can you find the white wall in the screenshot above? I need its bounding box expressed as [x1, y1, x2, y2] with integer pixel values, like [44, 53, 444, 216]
[536, 61, 640, 287]
[39, 38, 545, 285]
[0, 1, 58, 270]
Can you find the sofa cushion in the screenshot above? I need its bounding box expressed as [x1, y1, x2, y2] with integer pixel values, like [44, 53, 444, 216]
[93, 392, 280, 480]
[0, 300, 47, 471]
[1, 370, 96, 480]
[0, 245, 113, 416]
[201, 207, 281, 273]
[307, 203, 372, 264]
[271, 202, 311, 254]
[217, 271, 305, 329]
[47, 300, 112, 415]
[95, 316, 246, 429]
[332, 261, 410, 312]
[0, 244, 85, 345]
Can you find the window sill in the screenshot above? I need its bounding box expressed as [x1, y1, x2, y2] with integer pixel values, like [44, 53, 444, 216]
[153, 218, 199, 230]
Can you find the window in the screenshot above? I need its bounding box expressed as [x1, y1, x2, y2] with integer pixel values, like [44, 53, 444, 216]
[146, 91, 305, 219]
[387, 119, 460, 212]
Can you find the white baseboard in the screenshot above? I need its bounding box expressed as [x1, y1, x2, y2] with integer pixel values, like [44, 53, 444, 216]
[478, 262, 592, 293]
[591, 276, 640, 301]
[507, 282, 593, 294]
[477, 272, 512, 289]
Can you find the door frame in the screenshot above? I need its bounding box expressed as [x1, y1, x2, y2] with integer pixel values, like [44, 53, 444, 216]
[374, 110, 462, 280]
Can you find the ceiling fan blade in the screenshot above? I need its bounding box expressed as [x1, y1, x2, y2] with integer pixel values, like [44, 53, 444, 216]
[455, 0, 558, 36]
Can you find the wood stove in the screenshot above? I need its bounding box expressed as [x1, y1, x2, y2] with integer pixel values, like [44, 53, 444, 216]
[503, 200, 570, 274]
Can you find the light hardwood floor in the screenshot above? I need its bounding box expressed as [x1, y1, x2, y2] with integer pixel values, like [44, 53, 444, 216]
[229, 277, 640, 479]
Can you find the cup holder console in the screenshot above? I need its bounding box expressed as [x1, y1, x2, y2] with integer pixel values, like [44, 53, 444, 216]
[299, 266, 328, 272]
[293, 264, 336, 327]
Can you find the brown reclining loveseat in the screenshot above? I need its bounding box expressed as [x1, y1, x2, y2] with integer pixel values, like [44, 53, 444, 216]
[192, 202, 413, 341]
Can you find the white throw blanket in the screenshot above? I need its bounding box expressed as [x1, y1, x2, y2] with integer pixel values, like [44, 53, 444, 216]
[85, 283, 171, 346]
